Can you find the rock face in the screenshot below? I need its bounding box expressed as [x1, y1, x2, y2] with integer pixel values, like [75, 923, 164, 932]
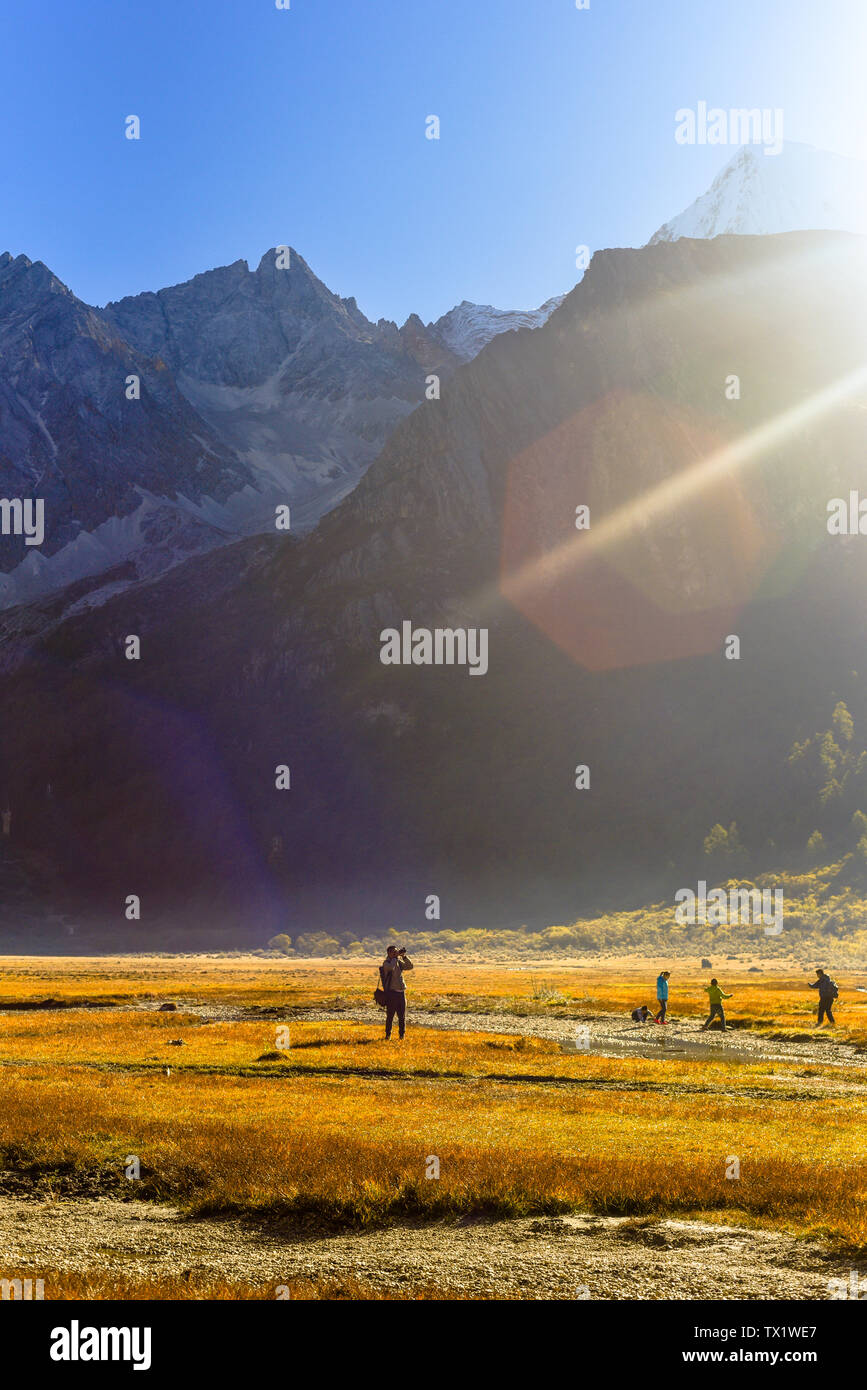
[0, 252, 252, 606]
[0, 242, 560, 612]
[3, 231, 867, 940]
[102, 249, 463, 539]
[650, 142, 867, 243]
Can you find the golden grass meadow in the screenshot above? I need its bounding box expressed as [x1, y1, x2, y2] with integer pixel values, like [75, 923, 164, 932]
[1, 955, 866, 1299]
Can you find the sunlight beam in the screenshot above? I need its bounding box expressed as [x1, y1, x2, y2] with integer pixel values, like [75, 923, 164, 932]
[497, 360, 867, 610]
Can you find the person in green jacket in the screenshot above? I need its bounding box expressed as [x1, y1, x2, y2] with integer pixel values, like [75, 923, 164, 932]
[701, 978, 732, 1032]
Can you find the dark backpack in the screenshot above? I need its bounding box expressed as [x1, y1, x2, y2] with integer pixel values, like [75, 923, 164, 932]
[374, 965, 388, 1008]
[829, 979, 839, 1000]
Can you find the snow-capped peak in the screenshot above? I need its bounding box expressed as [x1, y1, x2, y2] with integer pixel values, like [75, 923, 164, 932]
[650, 141, 867, 243]
[428, 295, 564, 362]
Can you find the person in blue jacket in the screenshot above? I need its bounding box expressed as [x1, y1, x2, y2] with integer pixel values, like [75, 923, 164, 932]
[654, 969, 671, 1024]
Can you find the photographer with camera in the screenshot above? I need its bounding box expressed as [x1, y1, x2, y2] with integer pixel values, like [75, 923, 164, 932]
[379, 944, 413, 1040]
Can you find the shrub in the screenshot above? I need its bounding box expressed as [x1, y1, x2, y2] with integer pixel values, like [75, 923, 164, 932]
[266, 934, 293, 955]
[806, 830, 826, 864]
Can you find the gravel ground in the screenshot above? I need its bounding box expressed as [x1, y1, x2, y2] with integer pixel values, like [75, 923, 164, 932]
[139, 998, 867, 1074]
[0, 1198, 855, 1300]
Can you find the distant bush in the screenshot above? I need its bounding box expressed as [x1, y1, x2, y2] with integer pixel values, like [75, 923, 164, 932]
[267, 934, 293, 954]
[807, 830, 826, 864]
[542, 926, 580, 950]
[295, 933, 341, 956]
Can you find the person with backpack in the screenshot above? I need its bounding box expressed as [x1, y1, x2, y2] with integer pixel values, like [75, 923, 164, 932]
[701, 978, 733, 1032]
[809, 968, 838, 1026]
[379, 945, 413, 1040]
[654, 970, 671, 1024]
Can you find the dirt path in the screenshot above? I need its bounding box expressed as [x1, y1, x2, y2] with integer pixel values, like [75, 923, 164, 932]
[6, 993, 862, 1074]
[134, 999, 867, 1074]
[0, 1196, 855, 1300]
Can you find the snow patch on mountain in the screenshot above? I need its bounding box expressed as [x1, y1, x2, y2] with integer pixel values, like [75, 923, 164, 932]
[650, 142, 867, 243]
[428, 296, 564, 362]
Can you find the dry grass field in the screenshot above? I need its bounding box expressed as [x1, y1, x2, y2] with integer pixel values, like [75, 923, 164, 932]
[1, 955, 866, 1299]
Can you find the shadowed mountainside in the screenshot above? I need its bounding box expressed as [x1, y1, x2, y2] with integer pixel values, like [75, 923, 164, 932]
[3, 231, 867, 942]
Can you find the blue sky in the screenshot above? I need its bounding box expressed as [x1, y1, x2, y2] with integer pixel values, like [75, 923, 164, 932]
[2, 0, 866, 323]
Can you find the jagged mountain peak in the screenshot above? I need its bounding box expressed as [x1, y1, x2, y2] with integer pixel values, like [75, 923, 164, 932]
[0, 249, 252, 607]
[0, 252, 76, 302]
[0, 240, 560, 617]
